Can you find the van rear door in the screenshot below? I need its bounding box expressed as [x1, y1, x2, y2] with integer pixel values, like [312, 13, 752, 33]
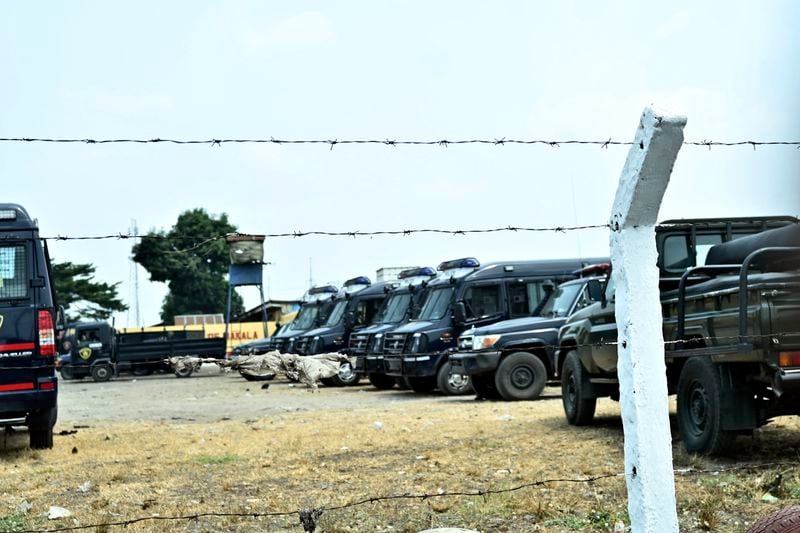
[0, 242, 40, 391]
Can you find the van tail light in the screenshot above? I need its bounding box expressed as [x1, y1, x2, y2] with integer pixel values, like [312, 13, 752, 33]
[778, 351, 800, 367]
[37, 309, 56, 357]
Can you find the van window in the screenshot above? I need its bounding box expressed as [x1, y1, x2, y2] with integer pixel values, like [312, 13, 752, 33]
[0, 244, 28, 300]
[355, 298, 383, 326]
[463, 284, 502, 319]
[508, 281, 547, 317]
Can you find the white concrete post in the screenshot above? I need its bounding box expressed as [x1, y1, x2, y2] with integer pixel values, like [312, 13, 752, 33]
[610, 107, 686, 532]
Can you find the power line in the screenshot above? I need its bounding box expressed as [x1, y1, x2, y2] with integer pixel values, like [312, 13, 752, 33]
[1, 136, 799, 149]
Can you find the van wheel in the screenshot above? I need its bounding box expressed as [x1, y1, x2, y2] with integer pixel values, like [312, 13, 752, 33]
[494, 352, 547, 401]
[29, 406, 56, 449]
[91, 364, 112, 383]
[437, 361, 473, 396]
[677, 358, 737, 455]
[368, 373, 396, 390]
[472, 375, 501, 399]
[562, 350, 596, 425]
[408, 377, 436, 394]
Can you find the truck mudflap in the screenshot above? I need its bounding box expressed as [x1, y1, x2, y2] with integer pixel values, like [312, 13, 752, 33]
[718, 363, 758, 431]
[450, 351, 501, 376]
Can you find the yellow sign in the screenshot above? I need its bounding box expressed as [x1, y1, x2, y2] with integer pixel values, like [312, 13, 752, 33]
[78, 347, 92, 360]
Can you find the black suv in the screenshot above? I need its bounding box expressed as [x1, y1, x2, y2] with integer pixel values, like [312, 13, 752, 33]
[0, 204, 59, 449]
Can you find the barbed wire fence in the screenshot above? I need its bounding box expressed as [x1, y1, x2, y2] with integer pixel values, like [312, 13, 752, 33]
[1, 136, 800, 149]
[2, 135, 799, 532]
[16, 461, 799, 533]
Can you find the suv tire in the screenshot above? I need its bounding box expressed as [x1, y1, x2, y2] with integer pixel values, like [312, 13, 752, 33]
[677, 357, 737, 455]
[91, 364, 112, 383]
[28, 406, 56, 449]
[436, 361, 473, 396]
[562, 350, 597, 425]
[59, 366, 75, 380]
[494, 351, 547, 401]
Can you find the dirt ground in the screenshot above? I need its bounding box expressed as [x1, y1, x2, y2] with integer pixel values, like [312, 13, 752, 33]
[1, 366, 800, 532]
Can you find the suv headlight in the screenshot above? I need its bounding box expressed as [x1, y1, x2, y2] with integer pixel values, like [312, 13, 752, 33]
[310, 336, 322, 354]
[409, 333, 428, 354]
[370, 333, 384, 353]
[472, 335, 500, 350]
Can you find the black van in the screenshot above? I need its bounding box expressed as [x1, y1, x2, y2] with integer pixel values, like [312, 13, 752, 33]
[383, 257, 605, 394]
[268, 285, 338, 354]
[0, 204, 59, 449]
[295, 276, 391, 385]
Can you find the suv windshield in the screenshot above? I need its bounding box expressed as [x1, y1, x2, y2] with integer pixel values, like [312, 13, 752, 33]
[323, 300, 347, 327]
[417, 287, 454, 321]
[0, 244, 28, 300]
[379, 293, 412, 324]
[289, 305, 319, 331]
[539, 283, 583, 318]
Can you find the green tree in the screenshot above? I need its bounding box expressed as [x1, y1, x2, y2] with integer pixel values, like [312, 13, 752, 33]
[132, 209, 243, 323]
[53, 261, 127, 321]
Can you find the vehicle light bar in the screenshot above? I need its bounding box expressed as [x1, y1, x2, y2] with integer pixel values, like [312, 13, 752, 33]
[0, 209, 17, 221]
[344, 276, 371, 287]
[778, 351, 800, 367]
[398, 267, 436, 279]
[575, 262, 612, 277]
[37, 309, 56, 357]
[437, 257, 480, 271]
[308, 284, 339, 295]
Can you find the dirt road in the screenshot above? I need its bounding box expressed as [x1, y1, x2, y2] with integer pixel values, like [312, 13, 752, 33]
[57, 365, 483, 424]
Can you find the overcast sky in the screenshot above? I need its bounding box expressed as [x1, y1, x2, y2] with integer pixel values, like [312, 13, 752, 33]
[2, 1, 798, 326]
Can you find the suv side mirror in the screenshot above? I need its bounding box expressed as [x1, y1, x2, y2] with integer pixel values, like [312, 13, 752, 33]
[453, 301, 466, 326]
[344, 310, 355, 329]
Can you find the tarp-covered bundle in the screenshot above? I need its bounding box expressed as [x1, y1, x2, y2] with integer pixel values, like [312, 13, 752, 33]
[226, 351, 349, 389]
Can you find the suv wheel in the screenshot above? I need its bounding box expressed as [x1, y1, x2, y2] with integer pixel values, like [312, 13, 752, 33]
[677, 357, 736, 455]
[336, 361, 361, 386]
[174, 367, 194, 378]
[436, 361, 473, 396]
[91, 364, 113, 383]
[562, 350, 596, 425]
[28, 406, 57, 449]
[494, 351, 547, 401]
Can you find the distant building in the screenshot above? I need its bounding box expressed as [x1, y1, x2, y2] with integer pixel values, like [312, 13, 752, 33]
[174, 314, 225, 326]
[235, 299, 302, 323]
[376, 266, 419, 282]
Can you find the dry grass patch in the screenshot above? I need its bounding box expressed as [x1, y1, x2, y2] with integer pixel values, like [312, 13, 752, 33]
[0, 392, 799, 531]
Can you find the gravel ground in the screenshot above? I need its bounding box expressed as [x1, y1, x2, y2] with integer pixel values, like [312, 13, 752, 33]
[57, 365, 497, 425]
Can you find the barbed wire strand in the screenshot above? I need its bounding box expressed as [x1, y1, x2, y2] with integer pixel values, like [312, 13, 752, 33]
[17, 461, 799, 533]
[1, 137, 799, 149]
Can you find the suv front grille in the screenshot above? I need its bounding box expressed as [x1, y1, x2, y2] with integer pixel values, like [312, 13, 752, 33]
[383, 333, 407, 355]
[349, 334, 369, 354]
[296, 337, 311, 355]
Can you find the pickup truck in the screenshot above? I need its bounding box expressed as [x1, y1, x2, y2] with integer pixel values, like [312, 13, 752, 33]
[558, 216, 799, 454]
[450, 264, 608, 400]
[0, 204, 59, 448]
[57, 321, 227, 381]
